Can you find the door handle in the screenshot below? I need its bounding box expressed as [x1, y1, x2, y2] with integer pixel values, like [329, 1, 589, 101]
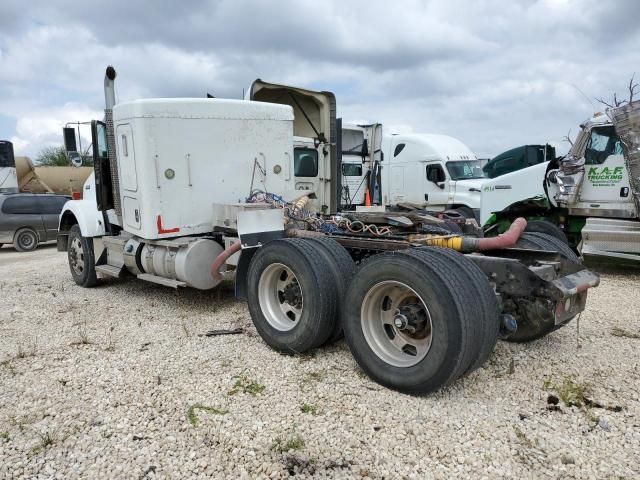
[186, 153, 193, 187]
[494, 185, 512, 190]
[154, 154, 160, 189]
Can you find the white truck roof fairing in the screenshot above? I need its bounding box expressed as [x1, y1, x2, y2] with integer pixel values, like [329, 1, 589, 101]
[383, 133, 477, 162]
[114, 98, 294, 122]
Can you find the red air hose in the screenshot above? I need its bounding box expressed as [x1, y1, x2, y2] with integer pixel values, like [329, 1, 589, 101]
[476, 217, 527, 251]
[210, 241, 242, 282]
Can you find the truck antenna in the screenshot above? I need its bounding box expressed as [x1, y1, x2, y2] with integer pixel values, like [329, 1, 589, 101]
[571, 83, 596, 112]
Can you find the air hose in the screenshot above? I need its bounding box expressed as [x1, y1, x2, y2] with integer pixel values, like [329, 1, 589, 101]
[408, 217, 527, 253]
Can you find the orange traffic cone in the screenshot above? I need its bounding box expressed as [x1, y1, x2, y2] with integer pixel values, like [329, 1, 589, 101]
[364, 186, 371, 206]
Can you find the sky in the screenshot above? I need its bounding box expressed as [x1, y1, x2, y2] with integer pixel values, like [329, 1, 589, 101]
[1, 0, 639, 160]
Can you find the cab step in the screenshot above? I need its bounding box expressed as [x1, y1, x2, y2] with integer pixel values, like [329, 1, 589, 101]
[95, 264, 124, 278]
[137, 273, 186, 288]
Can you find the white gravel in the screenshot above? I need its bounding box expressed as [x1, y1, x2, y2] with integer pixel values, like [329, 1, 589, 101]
[0, 245, 639, 479]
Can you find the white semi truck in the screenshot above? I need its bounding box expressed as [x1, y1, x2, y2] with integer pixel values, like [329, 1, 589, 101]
[57, 66, 599, 394]
[339, 126, 489, 219]
[482, 101, 640, 263]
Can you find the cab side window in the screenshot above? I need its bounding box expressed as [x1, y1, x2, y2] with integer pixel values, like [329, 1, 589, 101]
[426, 164, 446, 183]
[294, 148, 318, 177]
[342, 163, 363, 176]
[585, 126, 623, 165]
[393, 143, 406, 157]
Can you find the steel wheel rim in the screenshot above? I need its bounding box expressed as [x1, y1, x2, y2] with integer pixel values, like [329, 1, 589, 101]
[361, 280, 433, 367]
[19, 232, 35, 250]
[69, 236, 85, 275]
[258, 263, 304, 331]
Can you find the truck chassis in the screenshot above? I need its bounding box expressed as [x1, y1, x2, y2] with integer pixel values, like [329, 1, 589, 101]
[60, 205, 599, 394]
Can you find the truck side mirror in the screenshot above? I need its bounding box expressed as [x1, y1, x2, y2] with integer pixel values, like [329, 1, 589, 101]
[361, 139, 369, 158]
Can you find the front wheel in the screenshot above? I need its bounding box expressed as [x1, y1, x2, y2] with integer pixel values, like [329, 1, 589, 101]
[67, 224, 98, 287]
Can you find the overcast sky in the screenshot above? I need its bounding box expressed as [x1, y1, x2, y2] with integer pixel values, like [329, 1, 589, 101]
[1, 0, 639, 160]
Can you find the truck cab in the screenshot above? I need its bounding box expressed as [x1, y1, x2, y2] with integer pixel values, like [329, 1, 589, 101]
[340, 123, 382, 208]
[381, 133, 485, 216]
[548, 114, 636, 218]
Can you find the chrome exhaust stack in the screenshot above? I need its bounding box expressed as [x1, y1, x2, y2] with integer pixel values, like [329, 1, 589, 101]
[104, 66, 117, 109]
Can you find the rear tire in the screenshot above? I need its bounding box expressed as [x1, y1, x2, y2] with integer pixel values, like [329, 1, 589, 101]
[407, 247, 500, 373]
[342, 248, 494, 394]
[67, 225, 98, 287]
[13, 228, 39, 252]
[525, 220, 569, 245]
[504, 232, 576, 343]
[522, 231, 580, 263]
[454, 206, 475, 220]
[305, 237, 355, 344]
[247, 239, 339, 354]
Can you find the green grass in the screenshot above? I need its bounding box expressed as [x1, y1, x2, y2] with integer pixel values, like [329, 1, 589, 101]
[0, 431, 9, 442]
[272, 434, 305, 453]
[611, 327, 640, 339]
[31, 430, 57, 454]
[300, 404, 318, 415]
[228, 375, 265, 396]
[300, 370, 326, 385]
[0, 360, 16, 376]
[543, 377, 590, 408]
[543, 376, 600, 426]
[186, 403, 228, 426]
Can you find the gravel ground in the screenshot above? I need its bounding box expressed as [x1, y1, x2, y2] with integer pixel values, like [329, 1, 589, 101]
[0, 245, 639, 479]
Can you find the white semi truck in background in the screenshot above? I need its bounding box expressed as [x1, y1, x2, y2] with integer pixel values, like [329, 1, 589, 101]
[338, 125, 540, 222]
[57, 66, 599, 394]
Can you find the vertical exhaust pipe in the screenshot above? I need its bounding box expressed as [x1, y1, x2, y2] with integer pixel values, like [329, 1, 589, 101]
[103, 65, 122, 217]
[104, 66, 117, 109]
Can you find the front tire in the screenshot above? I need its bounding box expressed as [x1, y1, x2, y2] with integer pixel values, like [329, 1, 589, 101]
[67, 224, 98, 287]
[13, 228, 39, 252]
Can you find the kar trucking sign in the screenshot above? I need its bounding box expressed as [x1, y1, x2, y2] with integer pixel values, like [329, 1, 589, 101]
[587, 166, 624, 187]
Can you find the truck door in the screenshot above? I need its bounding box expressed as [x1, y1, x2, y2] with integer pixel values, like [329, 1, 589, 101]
[390, 165, 405, 203]
[578, 125, 632, 205]
[115, 123, 141, 230]
[424, 163, 450, 209]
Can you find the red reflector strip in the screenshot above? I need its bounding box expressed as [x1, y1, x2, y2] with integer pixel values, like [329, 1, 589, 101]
[156, 215, 180, 234]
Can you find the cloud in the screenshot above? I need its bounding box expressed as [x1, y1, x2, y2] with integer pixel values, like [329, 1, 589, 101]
[0, 0, 639, 159]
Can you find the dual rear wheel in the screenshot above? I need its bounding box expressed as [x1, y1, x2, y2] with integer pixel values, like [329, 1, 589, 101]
[247, 239, 499, 394]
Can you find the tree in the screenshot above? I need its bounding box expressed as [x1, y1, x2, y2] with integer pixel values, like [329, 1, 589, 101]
[35, 146, 93, 167]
